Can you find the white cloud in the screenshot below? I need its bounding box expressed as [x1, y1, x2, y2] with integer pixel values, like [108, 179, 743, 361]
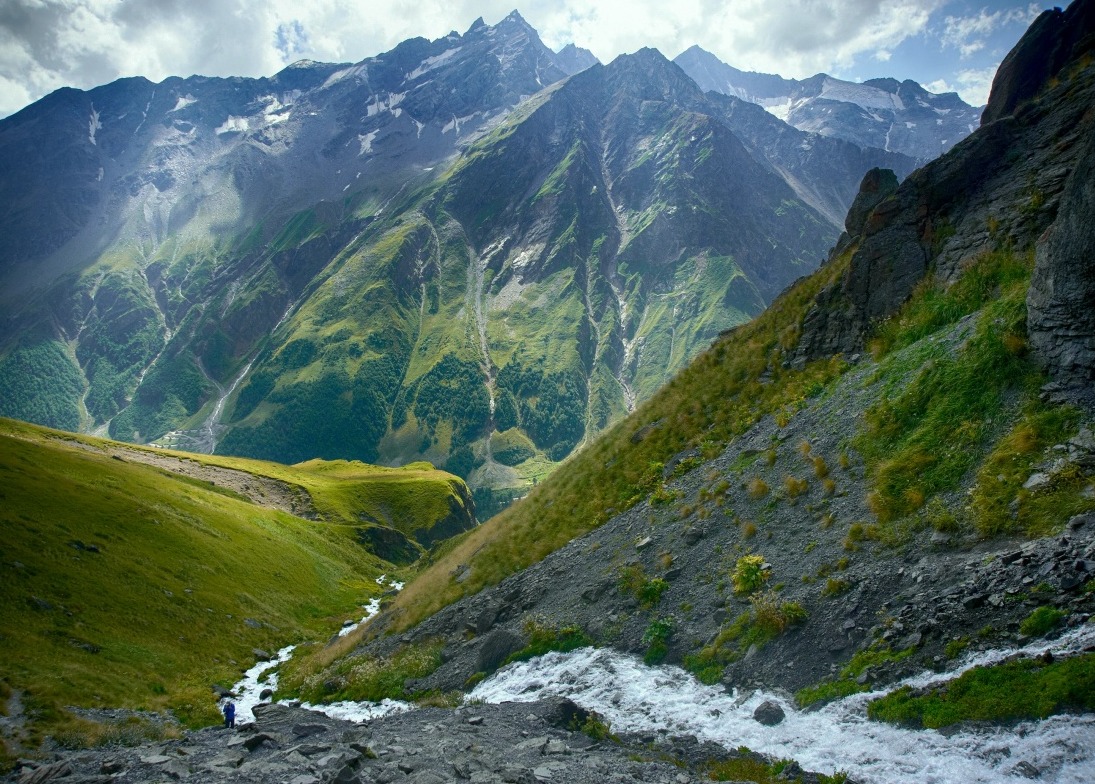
[940, 3, 1040, 58]
[952, 65, 998, 106]
[925, 65, 996, 106]
[874, 49, 893, 62]
[0, 0, 1023, 118]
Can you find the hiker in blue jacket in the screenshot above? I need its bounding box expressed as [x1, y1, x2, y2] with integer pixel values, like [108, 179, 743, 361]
[223, 701, 236, 729]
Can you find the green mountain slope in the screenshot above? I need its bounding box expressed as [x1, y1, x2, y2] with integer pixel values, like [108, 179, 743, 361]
[215, 50, 835, 511]
[0, 18, 914, 515]
[369, 5, 1095, 638]
[0, 417, 472, 755]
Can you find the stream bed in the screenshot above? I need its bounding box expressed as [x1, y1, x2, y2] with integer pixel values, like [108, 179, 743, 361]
[229, 582, 1095, 783]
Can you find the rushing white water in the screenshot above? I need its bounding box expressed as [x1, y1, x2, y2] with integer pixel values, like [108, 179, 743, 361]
[469, 624, 1095, 784]
[338, 598, 382, 638]
[226, 575, 408, 723]
[226, 644, 297, 724]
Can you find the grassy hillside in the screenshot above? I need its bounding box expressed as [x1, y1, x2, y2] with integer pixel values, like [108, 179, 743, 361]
[384, 241, 1092, 634]
[0, 418, 470, 761]
[387, 246, 853, 631]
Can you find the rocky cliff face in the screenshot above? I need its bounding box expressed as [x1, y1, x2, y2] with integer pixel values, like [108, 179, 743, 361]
[1028, 127, 1095, 409]
[981, 0, 1095, 125]
[794, 9, 1095, 365]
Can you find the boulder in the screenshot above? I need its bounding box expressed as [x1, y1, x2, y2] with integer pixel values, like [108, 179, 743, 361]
[477, 629, 522, 672]
[752, 700, 785, 726]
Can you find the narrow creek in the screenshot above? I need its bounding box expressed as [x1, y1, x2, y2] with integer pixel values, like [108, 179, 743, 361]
[227, 587, 1095, 783]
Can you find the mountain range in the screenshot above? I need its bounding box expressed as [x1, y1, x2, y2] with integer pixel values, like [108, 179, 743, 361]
[2, 1, 1095, 778]
[0, 11, 958, 513]
[674, 45, 983, 163]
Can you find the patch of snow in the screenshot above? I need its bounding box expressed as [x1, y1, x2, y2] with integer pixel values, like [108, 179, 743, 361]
[322, 64, 366, 90]
[819, 77, 904, 112]
[216, 116, 249, 135]
[441, 113, 477, 135]
[170, 95, 196, 112]
[358, 130, 378, 155]
[88, 105, 102, 145]
[934, 107, 951, 116]
[760, 97, 794, 122]
[905, 122, 916, 128]
[96, 167, 104, 182]
[406, 47, 462, 81]
[415, 120, 425, 139]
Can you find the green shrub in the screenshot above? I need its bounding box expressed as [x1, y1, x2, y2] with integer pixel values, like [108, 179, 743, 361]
[506, 619, 593, 664]
[732, 554, 770, 595]
[867, 652, 1095, 728]
[1019, 606, 1065, 637]
[749, 591, 807, 636]
[618, 566, 671, 608]
[855, 251, 1039, 527]
[643, 617, 674, 664]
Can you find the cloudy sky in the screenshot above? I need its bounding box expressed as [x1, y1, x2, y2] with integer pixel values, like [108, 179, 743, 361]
[0, 0, 1053, 119]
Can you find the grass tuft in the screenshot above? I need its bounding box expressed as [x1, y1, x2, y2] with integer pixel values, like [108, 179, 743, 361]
[867, 652, 1095, 728]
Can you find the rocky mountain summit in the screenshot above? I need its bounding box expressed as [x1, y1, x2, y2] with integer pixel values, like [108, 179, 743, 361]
[674, 46, 981, 164]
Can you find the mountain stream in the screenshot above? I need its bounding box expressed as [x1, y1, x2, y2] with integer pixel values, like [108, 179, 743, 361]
[228, 585, 1095, 783]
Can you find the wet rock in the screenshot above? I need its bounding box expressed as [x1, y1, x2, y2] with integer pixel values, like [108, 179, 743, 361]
[1010, 760, 1041, 779]
[681, 527, 704, 546]
[208, 751, 244, 768]
[543, 739, 567, 755]
[962, 594, 987, 610]
[252, 648, 271, 661]
[752, 701, 785, 726]
[242, 732, 278, 751]
[477, 629, 522, 672]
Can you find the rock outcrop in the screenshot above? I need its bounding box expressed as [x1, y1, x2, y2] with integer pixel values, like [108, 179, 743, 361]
[981, 0, 1095, 125]
[794, 0, 1095, 364]
[1028, 127, 1095, 409]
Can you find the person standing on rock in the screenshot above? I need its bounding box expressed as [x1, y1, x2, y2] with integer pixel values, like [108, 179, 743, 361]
[223, 701, 236, 729]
